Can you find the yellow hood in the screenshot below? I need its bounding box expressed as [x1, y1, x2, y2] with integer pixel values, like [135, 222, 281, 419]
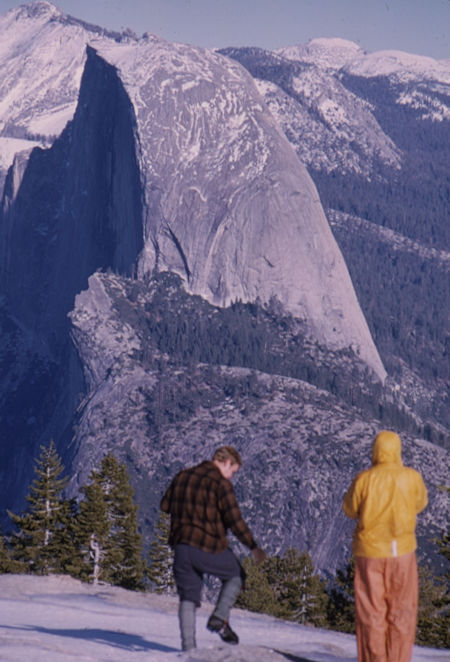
[372, 430, 402, 465]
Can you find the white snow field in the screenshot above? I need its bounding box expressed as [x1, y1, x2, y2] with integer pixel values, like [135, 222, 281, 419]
[0, 575, 447, 662]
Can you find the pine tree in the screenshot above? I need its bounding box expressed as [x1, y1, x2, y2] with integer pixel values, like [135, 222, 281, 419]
[0, 532, 8, 573]
[97, 454, 145, 590]
[51, 497, 83, 576]
[235, 556, 280, 616]
[435, 488, 449, 563]
[436, 530, 450, 562]
[326, 558, 355, 633]
[416, 563, 449, 648]
[415, 487, 450, 648]
[0, 526, 19, 574]
[8, 440, 69, 574]
[265, 548, 327, 626]
[240, 548, 328, 626]
[75, 480, 111, 584]
[78, 454, 145, 589]
[147, 511, 175, 594]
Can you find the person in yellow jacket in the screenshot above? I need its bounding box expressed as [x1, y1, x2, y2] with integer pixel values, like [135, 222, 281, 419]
[343, 430, 428, 662]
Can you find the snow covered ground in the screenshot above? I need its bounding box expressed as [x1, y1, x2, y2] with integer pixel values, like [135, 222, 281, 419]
[0, 575, 447, 662]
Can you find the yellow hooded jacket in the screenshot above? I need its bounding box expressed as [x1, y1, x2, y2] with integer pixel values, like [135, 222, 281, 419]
[342, 430, 428, 558]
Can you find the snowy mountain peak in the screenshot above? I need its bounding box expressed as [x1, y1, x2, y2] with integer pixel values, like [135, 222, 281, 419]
[6, 1, 136, 44]
[309, 37, 363, 52]
[9, 0, 61, 21]
[344, 49, 450, 84]
[276, 37, 365, 70]
[275, 37, 450, 85]
[0, 2, 125, 146]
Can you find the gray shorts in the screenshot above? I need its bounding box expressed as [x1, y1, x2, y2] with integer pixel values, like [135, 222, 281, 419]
[173, 544, 244, 606]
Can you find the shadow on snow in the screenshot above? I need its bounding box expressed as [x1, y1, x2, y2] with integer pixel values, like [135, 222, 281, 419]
[1, 624, 178, 653]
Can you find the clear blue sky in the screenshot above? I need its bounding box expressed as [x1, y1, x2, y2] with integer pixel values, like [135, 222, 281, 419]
[1, 0, 449, 59]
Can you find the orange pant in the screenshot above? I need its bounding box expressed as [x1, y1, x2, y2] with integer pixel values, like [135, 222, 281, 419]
[354, 552, 418, 662]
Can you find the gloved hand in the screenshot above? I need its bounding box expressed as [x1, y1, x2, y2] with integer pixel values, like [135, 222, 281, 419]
[251, 548, 266, 565]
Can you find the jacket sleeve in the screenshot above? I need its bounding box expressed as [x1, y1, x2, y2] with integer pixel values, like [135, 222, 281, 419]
[219, 481, 257, 550]
[415, 473, 428, 514]
[342, 475, 362, 519]
[160, 480, 173, 514]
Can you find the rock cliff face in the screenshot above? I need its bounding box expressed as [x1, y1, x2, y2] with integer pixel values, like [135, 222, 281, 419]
[0, 38, 144, 512]
[1, 46, 143, 336]
[0, 2, 385, 379]
[92, 35, 385, 377]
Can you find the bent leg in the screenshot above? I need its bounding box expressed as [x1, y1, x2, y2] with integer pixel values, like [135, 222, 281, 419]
[188, 547, 244, 633]
[385, 552, 418, 662]
[194, 547, 243, 620]
[354, 556, 388, 662]
[214, 575, 242, 622]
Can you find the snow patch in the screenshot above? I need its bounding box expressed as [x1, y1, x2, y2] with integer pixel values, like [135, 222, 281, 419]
[344, 49, 450, 85]
[0, 574, 444, 662]
[0, 136, 40, 170]
[27, 102, 77, 136]
[276, 37, 364, 71]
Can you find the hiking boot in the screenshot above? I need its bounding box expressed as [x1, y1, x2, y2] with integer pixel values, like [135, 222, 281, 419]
[207, 614, 239, 644]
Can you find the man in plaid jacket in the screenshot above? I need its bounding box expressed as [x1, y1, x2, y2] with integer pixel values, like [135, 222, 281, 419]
[161, 445, 265, 651]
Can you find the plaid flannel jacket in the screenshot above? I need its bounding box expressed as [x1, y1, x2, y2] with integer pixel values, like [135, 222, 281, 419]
[160, 460, 257, 553]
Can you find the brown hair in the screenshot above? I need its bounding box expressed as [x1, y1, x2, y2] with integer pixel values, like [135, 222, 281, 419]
[212, 445, 242, 467]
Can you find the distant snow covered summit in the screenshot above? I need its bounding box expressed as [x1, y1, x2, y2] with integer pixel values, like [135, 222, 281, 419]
[344, 48, 450, 84]
[276, 37, 365, 70]
[277, 36, 450, 84]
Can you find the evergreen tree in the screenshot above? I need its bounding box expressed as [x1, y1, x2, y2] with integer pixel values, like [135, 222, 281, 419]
[265, 548, 328, 626]
[0, 526, 19, 574]
[235, 556, 280, 616]
[80, 454, 145, 590]
[0, 532, 8, 573]
[416, 563, 449, 648]
[416, 488, 449, 648]
[8, 440, 69, 574]
[236, 548, 328, 626]
[75, 480, 111, 585]
[435, 488, 450, 562]
[147, 511, 175, 594]
[51, 497, 83, 576]
[436, 530, 450, 562]
[326, 558, 355, 633]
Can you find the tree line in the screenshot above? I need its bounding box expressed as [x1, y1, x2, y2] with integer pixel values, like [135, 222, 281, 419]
[1, 441, 447, 648]
[0, 441, 145, 589]
[131, 271, 432, 439]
